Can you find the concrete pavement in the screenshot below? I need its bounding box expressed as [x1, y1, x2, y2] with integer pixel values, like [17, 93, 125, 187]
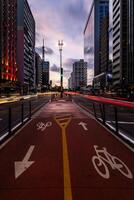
[0, 98, 134, 200]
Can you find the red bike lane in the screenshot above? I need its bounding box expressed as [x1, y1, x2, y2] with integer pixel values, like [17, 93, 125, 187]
[0, 100, 134, 200]
[0, 116, 64, 199]
[67, 118, 134, 200]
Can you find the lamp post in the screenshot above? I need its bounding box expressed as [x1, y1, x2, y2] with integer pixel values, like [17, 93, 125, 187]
[58, 40, 63, 98]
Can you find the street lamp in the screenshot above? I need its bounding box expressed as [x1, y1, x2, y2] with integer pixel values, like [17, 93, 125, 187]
[58, 40, 64, 98]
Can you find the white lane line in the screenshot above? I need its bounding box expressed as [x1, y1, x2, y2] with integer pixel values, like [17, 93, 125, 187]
[98, 121, 134, 152]
[105, 122, 134, 145]
[118, 121, 134, 125]
[106, 121, 134, 125]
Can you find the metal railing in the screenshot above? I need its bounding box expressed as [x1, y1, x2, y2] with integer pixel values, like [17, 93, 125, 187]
[92, 102, 134, 145]
[0, 96, 50, 143]
[65, 92, 134, 146]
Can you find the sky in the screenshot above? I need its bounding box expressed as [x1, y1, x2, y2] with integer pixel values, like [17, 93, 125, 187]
[28, 0, 92, 87]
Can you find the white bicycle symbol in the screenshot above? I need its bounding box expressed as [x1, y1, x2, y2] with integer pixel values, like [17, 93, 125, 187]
[92, 145, 133, 179]
[36, 121, 52, 131]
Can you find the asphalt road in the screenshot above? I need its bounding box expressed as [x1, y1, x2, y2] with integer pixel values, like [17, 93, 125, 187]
[72, 95, 134, 142]
[0, 95, 50, 138]
[0, 99, 133, 200]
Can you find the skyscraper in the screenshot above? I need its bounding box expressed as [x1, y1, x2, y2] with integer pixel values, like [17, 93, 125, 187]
[17, 0, 35, 94]
[128, 0, 134, 91]
[42, 61, 50, 90]
[84, 0, 109, 90]
[35, 52, 42, 91]
[112, 0, 134, 93]
[108, 0, 113, 72]
[0, 0, 17, 86]
[72, 59, 87, 90]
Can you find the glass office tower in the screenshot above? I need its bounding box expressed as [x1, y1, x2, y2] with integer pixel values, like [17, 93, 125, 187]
[84, 0, 109, 89]
[84, 2, 94, 85]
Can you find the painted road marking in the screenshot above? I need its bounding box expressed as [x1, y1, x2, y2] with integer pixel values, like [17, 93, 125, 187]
[54, 114, 73, 200]
[92, 145, 133, 179]
[36, 121, 52, 132]
[14, 145, 35, 179]
[0, 118, 2, 121]
[78, 121, 88, 131]
[106, 121, 134, 125]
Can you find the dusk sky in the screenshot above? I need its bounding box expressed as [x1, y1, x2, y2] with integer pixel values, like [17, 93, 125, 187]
[28, 0, 92, 87]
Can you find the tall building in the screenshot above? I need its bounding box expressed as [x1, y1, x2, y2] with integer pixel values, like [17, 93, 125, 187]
[108, 0, 113, 72]
[68, 77, 72, 90]
[68, 72, 73, 90]
[112, 0, 134, 91]
[84, 0, 109, 90]
[100, 16, 109, 74]
[35, 52, 42, 91]
[0, 0, 17, 86]
[17, 0, 35, 94]
[42, 61, 50, 89]
[72, 59, 87, 90]
[127, 0, 134, 90]
[84, 2, 94, 85]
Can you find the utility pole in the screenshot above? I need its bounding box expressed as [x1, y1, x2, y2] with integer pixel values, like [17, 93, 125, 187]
[58, 40, 63, 98]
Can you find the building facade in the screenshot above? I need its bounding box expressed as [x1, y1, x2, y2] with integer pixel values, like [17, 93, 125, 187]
[68, 77, 72, 90]
[35, 52, 42, 91]
[112, 0, 127, 89]
[42, 61, 50, 90]
[72, 59, 87, 90]
[112, 0, 134, 92]
[84, 2, 94, 85]
[128, 0, 134, 91]
[0, 0, 17, 87]
[68, 72, 73, 90]
[17, 0, 35, 94]
[84, 0, 109, 90]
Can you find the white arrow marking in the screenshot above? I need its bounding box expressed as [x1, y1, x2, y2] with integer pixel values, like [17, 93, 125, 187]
[78, 122, 88, 131]
[15, 145, 35, 179]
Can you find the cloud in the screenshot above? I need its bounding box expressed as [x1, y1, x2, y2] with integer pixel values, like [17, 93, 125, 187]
[63, 58, 79, 68]
[62, 58, 78, 78]
[84, 46, 94, 55]
[50, 64, 59, 72]
[35, 46, 54, 55]
[28, 0, 94, 86]
[50, 62, 71, 77]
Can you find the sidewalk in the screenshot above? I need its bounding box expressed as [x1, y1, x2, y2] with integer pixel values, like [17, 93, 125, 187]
[0, 99, 134, 200]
